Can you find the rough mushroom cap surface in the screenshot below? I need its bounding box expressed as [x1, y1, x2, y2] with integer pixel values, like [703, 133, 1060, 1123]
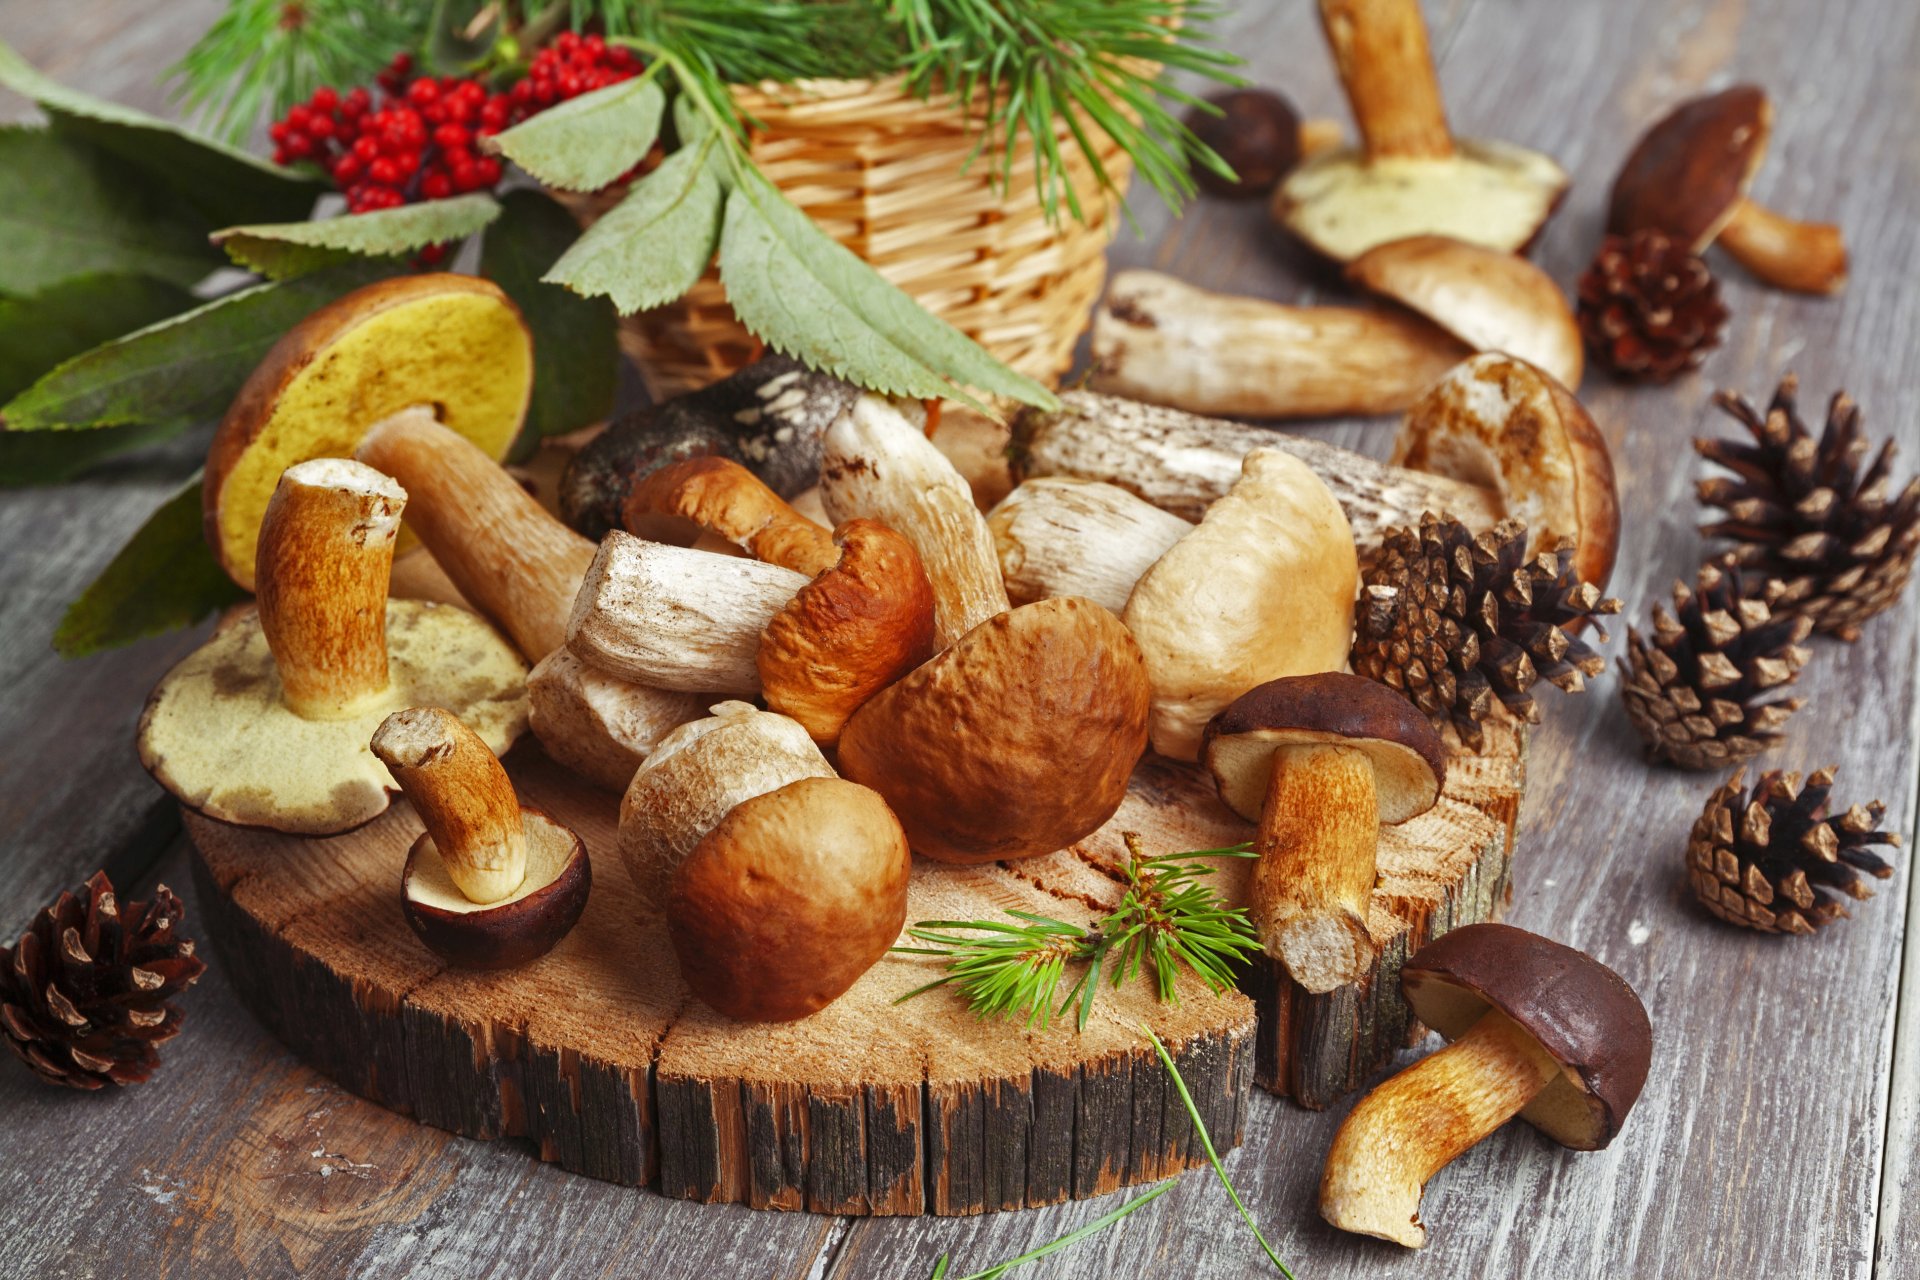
[1124, 448, 1359, 761]
[402, 809, 590, 970]
[1402, 922, 1653, 1149]
[837, 597, 1151, 864]
[1607, 85, 1769, 252]
[668, 777, 911, 1022]
[758, 518, 938, 746]
[204, 274, 533, 590]
[138, 598, 528, 835]
[1202, 674, 1447, 824]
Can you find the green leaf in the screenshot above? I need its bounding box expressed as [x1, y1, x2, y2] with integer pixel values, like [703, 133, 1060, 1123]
[2, 261, 396, 436]
[0, 275, 196, 403]
[717, 168, 1058, 411]
[542, 140, 723, 315]
[0, 37, 322, 226]
[0, 421, 189, 488]
[213, 195, 502, 278]
[489, 71, 665, 192]
[53, 473, 247, 658]
[480, 190, 618, 459]
[0, 128, 221, 295]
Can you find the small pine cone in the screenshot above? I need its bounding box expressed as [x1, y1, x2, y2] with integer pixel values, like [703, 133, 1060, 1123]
[0, 872, 205, 1089]
[1577, 230, 1729, 383]
[1352, 513, 1622, 750]
[1686, 767, 1902, 935]
[1698, 375, 1920, 640]
[1618, 557, 1813, 770]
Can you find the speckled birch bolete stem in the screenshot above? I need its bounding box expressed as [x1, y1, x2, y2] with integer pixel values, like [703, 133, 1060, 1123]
[372, 706, 527, 905]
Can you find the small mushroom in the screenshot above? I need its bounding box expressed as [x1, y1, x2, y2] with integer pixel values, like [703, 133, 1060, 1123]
[670, 776, 911, 1022]
[1272, 0, 1568, 260]
[525, 649, 707, 792]
[1320, 922, 1652, 1247]
[625, 455, 839, 574]
[138, 459, 528, 836]
[1608, 85, 1847, 295]
[1200, 674, 1446, 992]
[372, 706, 589, 969]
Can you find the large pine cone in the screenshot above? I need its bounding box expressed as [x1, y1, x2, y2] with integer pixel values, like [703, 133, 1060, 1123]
[1577, 230, 1729, 383]
[1686, 768, 1901, 935]
[0, 872, 205, 1089]
[1352, 514, 1620, 750]
[1698, 375, 1920, 640]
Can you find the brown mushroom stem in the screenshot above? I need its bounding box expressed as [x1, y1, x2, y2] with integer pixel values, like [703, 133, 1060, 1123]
[625, 456, 839, 576]
[1299, 117, 1347, 159]
[1319, 0, 1453, 160]
[357, 406, 597, 661]
[254, 459, 407, 720]
[1717, 199, 1849, 295]
[371, 707, 527, 905]
[1251, 744, 1380, 992]
[1320, 1006, 1562, 1248]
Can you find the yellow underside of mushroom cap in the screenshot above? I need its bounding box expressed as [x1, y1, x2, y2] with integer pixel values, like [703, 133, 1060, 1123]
[138, 599, 529, 835]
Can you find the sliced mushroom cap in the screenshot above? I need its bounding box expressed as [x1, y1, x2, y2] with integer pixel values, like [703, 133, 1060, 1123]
[1402, 922, 1653, 1149]
[402, 808, 590, 970]
[1607, 85, 1768, 252]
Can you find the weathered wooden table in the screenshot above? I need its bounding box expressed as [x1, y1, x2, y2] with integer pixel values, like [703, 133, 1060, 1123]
[3, 1, 1915, 1275]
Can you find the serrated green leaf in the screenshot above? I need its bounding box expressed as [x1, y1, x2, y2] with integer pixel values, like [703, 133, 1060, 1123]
[212, 195, 502, 278]
[0, 128, 222, 295]
[481, 190, 618, 459]
[489, 74, 665, 193]
[53, 473, 246, 658]
[0, 37, 321, 226]
[0, 274, 195, 403]
[2, 260, 396, 436]
[542, 140, 723, 315]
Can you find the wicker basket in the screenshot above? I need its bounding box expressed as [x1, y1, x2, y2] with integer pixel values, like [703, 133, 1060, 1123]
[559, 76, 1132, 401]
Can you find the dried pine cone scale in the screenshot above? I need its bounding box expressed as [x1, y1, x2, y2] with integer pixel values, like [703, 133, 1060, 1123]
[1577, 230, 1729, 383]
[1687, 768, 1902, 934]
[1698, 375, 1920, 640]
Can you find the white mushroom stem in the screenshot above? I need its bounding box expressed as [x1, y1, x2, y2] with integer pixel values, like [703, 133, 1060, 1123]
[1013, 391, 1501, 543]
[1320, 1006, 1562, 1248]
[988, 478, 1193, 615]
[1319, 0, 1453, 160]
[568, 533, 809, 694]
[820, 395, 1009, 649]
[357, 407, 597, 661]
[1251, 744, 1380, 993]
[526, 649, 707, 792]
[254, 458, 407, 721]
[371, 706, 527, 905]
[1092, 272, 1468, 419]
[1717, 199, 1849, 295]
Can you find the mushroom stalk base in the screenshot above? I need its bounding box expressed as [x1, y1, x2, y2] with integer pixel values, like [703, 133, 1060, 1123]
[372, 707, 528, 905]
[1718, 198, 1849, 295]
[1320, 1007, 1561, 1248]
[1252, 743, 1379, 994]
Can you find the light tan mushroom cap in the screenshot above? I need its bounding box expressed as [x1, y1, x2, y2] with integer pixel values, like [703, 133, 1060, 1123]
[138, 599, 529, 835]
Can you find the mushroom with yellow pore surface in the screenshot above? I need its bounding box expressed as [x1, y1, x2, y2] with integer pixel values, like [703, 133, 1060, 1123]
[138, 459, 528, 835]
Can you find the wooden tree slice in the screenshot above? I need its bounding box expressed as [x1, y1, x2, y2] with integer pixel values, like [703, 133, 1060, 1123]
[185, 717, 1523, 1214]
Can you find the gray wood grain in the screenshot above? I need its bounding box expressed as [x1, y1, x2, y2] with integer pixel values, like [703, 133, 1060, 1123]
[1, 0, 1916, 1277]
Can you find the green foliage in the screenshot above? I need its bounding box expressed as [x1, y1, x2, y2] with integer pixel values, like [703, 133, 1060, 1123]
[480, 190, 619, 458]
[543, 138, 725, 314]
[52, 474, 248, 659]
[213, 194, 502, 277]
[929, 1181, 1175, 1280]
[488, 72, 665, 192]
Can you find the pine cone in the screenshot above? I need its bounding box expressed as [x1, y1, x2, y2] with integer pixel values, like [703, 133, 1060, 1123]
[1352, 514, 1621, 750]
[1686, 768, 1901, 934]
[1698, 375, 1920, 640]
[0, 872, 205, 1089]
[1618, 557, 1812, 770]
[1576, 230, 1729, 383]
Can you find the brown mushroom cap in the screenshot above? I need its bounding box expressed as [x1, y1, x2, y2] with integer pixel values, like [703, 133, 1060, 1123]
[1202, 674, 1446, 824]
[757, 518, 938, 746]
[402, 808, 590, 969]
[837, 597, 1152, 864]
[1402, 922, 1653, 1150]
[1607, 85, 1769, 253]
[668, 777, 910, 1022]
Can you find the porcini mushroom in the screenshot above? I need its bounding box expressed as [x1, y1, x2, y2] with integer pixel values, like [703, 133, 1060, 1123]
[525, 649, 706, 792]
[1272, 0, 1568, 260]
[1200, 674, 1445, 992]
[625, 455, 838, 574]
[1608, 85, 1847, 295]
[138, 459, 528, 835]
[204, 274, 534, 590]
[372, 706, 589, 969]
[990, 477, 1193, 615]
[1320, 922, 1652, 1247]
[669, 776, 910, 1022]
